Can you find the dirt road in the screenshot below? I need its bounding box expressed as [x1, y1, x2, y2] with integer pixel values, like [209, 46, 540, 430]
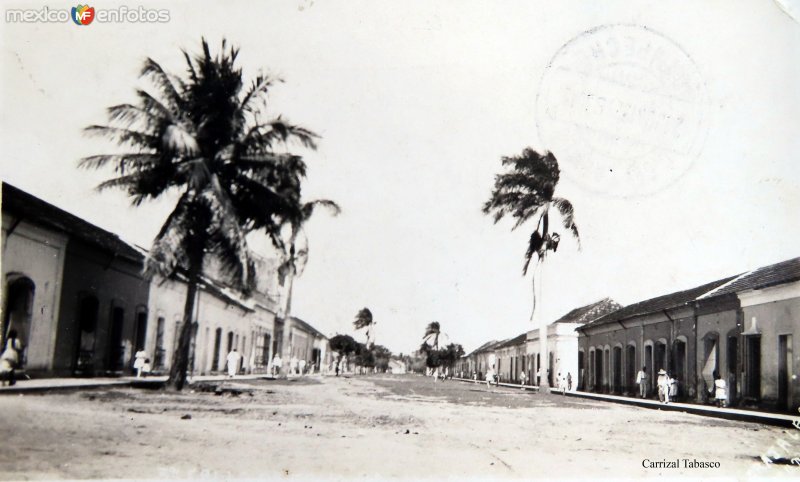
[0, 374, 790, 479]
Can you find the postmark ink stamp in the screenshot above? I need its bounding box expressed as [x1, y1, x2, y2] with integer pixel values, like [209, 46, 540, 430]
[536, 24, 709, 198]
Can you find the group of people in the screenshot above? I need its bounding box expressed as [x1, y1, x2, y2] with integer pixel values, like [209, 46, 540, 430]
[636, 366, 729, 407]
[636, 366, 678, 403]
[477, 366, 572, 394]
[269, 354, 315, 377]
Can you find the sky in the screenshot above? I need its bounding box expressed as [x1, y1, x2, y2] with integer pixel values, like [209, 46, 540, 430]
[1, 0, 799, 355]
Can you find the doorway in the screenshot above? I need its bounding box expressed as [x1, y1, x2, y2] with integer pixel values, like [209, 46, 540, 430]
[212, 328, 222, 371]
[672, 339, 686, 398]
[727, 336, 738, 404]
[2, 277, 35, 360]
[745, 335, 761, 399]
[778, 335, 793, 410]
[612, 346, 622, 393]
[626, 345, 636, 394]
[108, 307, 125, 372]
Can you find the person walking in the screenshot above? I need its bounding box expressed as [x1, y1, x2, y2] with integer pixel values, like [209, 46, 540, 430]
[485, 366, 496, 389]
[226, 348, 240, 378]
[636, 366, 649, 398]
[520, 370, 527, 389]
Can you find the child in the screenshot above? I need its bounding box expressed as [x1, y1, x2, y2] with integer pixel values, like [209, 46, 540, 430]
[714, 372, 728, 408]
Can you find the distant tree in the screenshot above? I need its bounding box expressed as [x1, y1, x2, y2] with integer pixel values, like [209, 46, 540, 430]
[353, 308, 375, 348]
[372, 345, 392, 372]
[329, 334, 358, 375]
[354, 342, 375, 374]
[441, 343, 465, 373]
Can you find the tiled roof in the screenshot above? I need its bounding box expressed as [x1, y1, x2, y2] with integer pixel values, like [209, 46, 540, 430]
[466, 339, 503, 357]
[698, 257, 800, 299]
[580, 276, 737, 330]
[495, 332, 527, 349]
[2, 182, 143, 261]
[552, 298, 622, 324]
[288, 316, 327, 340]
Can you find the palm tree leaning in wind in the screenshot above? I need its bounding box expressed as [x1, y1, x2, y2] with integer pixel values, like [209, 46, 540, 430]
[81, 39, 319, 390]
[277, 199, 341, 368]
[422, 321, 441, 379]
[482, 148, 580, 391]
[353, 308, 374, 348]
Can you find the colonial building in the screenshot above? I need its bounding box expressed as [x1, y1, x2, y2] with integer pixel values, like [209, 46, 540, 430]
[1, 182, 328, 379]
[577, 257, 800, 413]
[459, 298, 619, 386]
[525, 298, 621, 387]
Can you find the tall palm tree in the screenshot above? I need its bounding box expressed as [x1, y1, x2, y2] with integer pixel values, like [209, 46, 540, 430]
[422, 321, 443, 379]
[277, 199, 340, 365]
[482, 148, 580, 390]
[353, 307, 374, 348]
[81, 39, 317, 390]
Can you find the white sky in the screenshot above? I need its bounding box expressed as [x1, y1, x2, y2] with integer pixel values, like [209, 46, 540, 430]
[1, 0, 798, 355]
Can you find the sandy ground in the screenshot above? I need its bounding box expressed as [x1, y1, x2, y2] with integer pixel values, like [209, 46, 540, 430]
[0, 374, 794, 480]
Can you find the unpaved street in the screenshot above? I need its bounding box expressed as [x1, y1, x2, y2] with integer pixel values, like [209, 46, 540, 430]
[0, 375, 790, 479]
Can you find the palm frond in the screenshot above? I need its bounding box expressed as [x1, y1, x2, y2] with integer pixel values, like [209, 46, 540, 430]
[552, 197, 581, 246]
[353, 308, 373, 330]
[140, 57, 185, 113]
[84, 125, 157, 149]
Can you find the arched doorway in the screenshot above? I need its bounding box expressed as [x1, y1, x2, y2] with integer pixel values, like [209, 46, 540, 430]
[625, 344, 637, 395]
[671, 338, 687, 399]
[612, 346, 623, 393]
[2, 277, 35, 367]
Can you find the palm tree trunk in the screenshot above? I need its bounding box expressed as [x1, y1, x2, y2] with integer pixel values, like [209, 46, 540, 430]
[167, 267, 199, 391]
[281, 270, 295, 375]
[533, 260, 550, 393]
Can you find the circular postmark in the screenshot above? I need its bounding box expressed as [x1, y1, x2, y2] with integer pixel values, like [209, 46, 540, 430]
[536, 24, 709, 198]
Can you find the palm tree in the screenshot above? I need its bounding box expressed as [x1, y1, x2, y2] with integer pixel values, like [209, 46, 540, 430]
[422, 321, 441, 350]
[81, 39, 317, 390]
[482, 148, 580, 391]
[277, 199, 340, 366]
[422, 321, 442, 379]
[353, 307, 374, 348]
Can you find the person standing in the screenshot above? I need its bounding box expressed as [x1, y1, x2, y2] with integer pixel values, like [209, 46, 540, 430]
[636, 366, 648, 399]
[657, 369, 668, 403]
[226, 348, 240, 378]
[0, 330, 23, 386]
[567, 372, 573, 391]
[558, 372, 567, 395]
[520, 370, 527, 389]
[133, 350, 148, 378]
[714, 371, 728, 408]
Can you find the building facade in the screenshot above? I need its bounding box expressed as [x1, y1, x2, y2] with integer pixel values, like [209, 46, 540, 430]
[1, 182, 327, 379]
[577, 257, 800, 413]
